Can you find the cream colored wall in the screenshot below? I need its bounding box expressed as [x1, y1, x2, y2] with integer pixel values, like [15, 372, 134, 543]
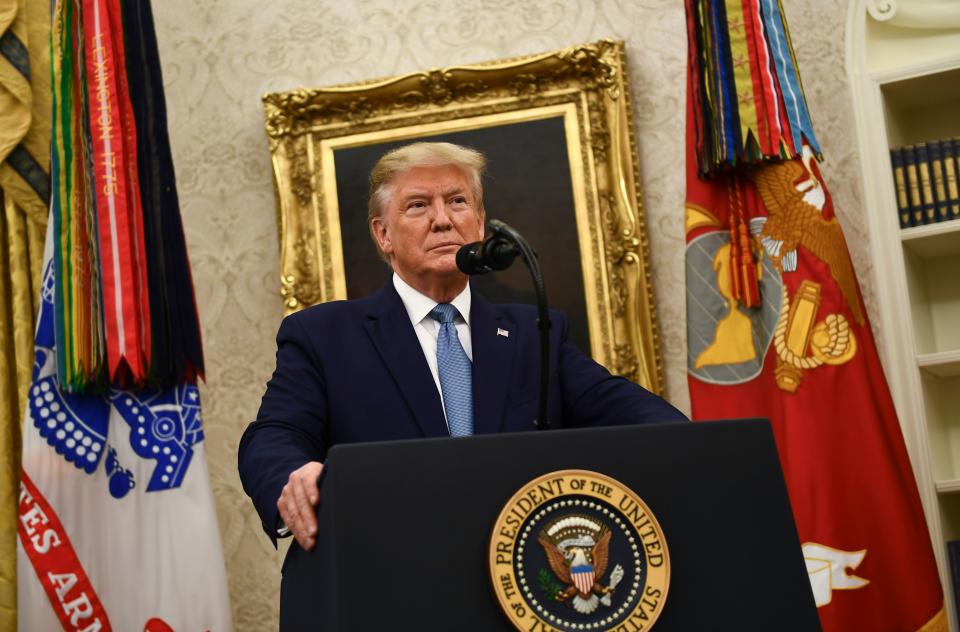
[152, 1, 874, 628]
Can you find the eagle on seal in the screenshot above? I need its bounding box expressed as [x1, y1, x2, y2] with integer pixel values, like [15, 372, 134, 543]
[538, 526, 617, 615]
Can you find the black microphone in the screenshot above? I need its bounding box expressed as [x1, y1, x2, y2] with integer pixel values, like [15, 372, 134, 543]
[456, 236, 521, 274]
[458, 219, 551, 430]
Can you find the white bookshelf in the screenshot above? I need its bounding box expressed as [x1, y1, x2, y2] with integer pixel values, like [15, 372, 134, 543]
[847, 1, 960, 628]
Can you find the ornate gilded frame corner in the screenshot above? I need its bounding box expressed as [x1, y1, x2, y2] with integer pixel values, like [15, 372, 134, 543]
[262, 40, 665, 394]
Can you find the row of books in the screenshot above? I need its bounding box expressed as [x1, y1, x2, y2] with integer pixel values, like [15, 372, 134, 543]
[949, 541, 960, 623]
[890, 139, 960, 229]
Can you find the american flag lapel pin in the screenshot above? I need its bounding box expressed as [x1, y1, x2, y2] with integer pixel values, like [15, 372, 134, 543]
[497, 327, 509, 338]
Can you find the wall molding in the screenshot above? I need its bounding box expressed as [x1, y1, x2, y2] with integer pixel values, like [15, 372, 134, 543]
[867, 0, 960, 29]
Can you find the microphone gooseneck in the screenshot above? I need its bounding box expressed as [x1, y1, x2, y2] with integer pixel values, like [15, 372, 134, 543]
[456, 220, 552, 431]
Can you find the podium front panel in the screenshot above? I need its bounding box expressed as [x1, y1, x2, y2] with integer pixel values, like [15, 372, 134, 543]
[280, 420, 819, 631]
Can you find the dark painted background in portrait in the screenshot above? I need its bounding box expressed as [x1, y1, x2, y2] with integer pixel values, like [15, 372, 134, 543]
[332, 116, 591, 354]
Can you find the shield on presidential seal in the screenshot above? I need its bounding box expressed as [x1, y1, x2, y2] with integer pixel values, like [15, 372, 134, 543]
[571, 565, 595, 595]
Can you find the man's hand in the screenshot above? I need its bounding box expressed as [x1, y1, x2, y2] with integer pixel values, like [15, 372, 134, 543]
[277, 461, 323, 550]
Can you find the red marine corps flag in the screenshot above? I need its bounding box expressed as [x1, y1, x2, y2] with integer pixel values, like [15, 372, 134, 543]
[684, 1, 945, 630]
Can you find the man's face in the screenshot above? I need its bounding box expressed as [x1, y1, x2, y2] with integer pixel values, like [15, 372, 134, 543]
[371, 164, 484, 286]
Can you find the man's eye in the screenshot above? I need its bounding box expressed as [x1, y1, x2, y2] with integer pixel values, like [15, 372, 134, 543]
[451, 197, 468, 205]
[407, 201, 427, 211]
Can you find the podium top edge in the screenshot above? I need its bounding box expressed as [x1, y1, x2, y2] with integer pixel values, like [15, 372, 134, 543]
[324, 418, 771, 463]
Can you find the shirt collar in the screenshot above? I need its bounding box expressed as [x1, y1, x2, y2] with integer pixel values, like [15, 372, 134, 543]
[393, 273, 472, 327]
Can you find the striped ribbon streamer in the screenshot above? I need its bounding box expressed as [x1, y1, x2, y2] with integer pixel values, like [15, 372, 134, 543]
[122, 0, 205, 386]
[759, 0, 821, 158]
[687, 0, 822, 176]
[80, 0, 150, 387]
[50, 0, 80, 388]
[47, 0, 203, 391]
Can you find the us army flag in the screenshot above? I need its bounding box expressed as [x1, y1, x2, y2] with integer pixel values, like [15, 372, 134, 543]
[17, 230, 232, 631]
[683, 7, 945, 629]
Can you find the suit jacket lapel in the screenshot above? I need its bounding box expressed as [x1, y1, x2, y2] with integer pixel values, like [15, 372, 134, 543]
[360, 283, 449, 438]
[470, 291, 516, 435]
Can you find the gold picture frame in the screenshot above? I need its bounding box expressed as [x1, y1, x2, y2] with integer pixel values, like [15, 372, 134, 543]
[262, 39, 665, 394]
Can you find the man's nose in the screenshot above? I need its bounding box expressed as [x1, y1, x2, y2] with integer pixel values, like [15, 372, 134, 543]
[430, 198, 453, 229]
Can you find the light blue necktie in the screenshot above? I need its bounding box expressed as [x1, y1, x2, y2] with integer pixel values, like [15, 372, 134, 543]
[429, 303, 474, 437]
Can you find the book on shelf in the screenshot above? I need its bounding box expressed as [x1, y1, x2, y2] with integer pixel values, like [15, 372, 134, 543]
[891, 138, 960, 228]
[946, 139, 960, 221]
[905, 145, 925, 227]
[890, 147, 911, 229]
[930, 142, 950, 223]
[916, 144, 938, 225]
[948, 541, 960, 624]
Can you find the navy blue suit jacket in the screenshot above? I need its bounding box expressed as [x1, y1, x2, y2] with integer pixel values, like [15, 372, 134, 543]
[238, 281, 686, 540]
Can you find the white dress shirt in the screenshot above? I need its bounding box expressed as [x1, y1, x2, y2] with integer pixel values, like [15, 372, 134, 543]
[392, 273, 473, 429]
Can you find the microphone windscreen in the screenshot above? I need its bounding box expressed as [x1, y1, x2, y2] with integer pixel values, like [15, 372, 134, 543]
[456, 242, 485, 274]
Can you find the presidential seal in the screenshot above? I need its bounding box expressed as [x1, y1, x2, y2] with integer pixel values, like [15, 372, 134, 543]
[489, 470, 669, 631]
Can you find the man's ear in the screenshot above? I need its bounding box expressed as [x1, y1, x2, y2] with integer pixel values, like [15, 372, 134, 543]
[370, 217, 392, 255]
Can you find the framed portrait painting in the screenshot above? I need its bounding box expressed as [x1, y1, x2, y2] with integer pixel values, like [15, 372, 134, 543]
[262, 40, 665, 394]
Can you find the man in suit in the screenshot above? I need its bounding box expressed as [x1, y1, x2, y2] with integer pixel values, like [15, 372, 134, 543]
[238, 142, 687, 551]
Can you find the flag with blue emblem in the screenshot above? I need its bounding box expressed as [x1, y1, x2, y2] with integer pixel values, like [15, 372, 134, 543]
[16, 0, 231, 629]
[18, 239, 231, 631]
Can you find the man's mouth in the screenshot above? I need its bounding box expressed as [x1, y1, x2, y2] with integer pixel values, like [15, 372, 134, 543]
[429, 242, 461, 251]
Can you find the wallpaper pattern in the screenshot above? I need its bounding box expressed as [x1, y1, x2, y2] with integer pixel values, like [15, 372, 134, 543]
[152, 1, 873, 628]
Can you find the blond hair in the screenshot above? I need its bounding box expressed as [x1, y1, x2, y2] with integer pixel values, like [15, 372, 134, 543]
[367, 142, 487, 259]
